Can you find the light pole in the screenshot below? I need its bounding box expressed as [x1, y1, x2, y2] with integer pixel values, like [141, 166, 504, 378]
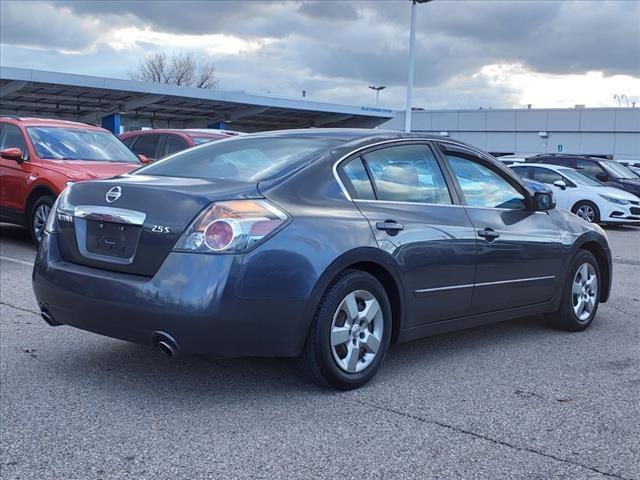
[620, 94, 630, 108]
[614, 94, 621, 107]
[368, 85, 386, 105]
[404, 0, 432, 132]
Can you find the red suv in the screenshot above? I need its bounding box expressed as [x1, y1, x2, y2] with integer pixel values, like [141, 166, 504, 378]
[119, 129, 232, 161]
[0, 117, 142, 244]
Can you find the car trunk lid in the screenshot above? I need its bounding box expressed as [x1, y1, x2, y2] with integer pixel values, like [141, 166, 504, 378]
[57, 174, 261, 276]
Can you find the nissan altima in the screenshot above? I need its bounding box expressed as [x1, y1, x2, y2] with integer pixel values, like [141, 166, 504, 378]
[33, 130, 612, 390]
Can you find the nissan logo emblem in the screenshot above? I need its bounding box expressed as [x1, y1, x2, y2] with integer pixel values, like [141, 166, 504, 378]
[105, 186, 122, 203]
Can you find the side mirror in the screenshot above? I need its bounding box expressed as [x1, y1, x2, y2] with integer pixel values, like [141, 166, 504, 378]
[534, 191, 555, 211]
[138, 154, 152, 164]
[553, 180, 567, 190]
[1, 147, 24, 163]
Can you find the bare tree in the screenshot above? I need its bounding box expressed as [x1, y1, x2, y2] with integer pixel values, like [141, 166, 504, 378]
[129, 51, 218, 89]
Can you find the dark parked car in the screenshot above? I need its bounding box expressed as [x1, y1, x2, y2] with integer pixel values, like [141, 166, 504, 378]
[526, 154, 640, 197]
[119, 129, 231, 161]
[33, 130, 612, 389]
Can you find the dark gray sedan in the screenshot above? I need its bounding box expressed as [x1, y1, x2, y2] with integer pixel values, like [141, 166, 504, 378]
[33, 130, 612, 389]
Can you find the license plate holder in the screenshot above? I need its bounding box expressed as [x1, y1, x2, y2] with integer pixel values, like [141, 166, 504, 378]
[85, 220, 140, 259]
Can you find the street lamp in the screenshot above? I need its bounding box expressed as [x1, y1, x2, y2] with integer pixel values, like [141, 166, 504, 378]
[404, 0, 433, 132]
[614, 94, 621, 107]
[368, 85, 386, 105]
[620, 94, 630, 108]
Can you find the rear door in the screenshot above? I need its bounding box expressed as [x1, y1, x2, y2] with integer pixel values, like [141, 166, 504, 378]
[439, 145, 563, 314]
[338, 141, 477, 327]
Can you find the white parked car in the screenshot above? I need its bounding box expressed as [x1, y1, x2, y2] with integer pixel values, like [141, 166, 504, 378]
[510, 163, 640, 224]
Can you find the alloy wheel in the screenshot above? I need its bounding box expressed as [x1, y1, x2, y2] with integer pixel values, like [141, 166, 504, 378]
[33, 204, 51, 242]
[576, 205, 596, 223]
[572, 263, 598, 322]
[330, 290, 384, 373]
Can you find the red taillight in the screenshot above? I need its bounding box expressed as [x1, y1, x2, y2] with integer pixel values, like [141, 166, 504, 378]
[204, 219, 237, 251]
[174, 200, 289, 253]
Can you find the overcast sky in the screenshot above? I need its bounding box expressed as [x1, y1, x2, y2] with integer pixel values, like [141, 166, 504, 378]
[1, 0, 638, 110]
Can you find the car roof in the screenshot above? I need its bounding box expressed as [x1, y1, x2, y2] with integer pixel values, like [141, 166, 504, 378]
[517, 163, 572, 171]
[119, 129, 229, 138]
[242, 128, 482, 148]
[0, 116, 106, 131]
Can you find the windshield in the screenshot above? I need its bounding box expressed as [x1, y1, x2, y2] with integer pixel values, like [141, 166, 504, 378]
[601, 161, 640, 180]
[558, 168, 603, 187]
[27, 127, 140, 163]
[137, 136, 340, 182]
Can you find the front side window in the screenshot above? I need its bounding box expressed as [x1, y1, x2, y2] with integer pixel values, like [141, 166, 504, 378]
[559, 168, 602, 187]
[576, 159, 606, 179]
[0, 124, 28, 159]
[447, 154, 526, 210]
[531, 167, 564, 185]
[164, 135, 189, 156]
[362, 144, 452, 204]
[510, 166, 530, 179]
[131, 134, 163, 159]
[26, 127, 139, 163]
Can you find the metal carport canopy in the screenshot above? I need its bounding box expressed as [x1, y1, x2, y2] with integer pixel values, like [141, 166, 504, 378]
[0, 67, 394, 131]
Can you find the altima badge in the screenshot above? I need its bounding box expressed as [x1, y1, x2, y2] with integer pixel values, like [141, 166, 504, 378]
[105, 186, 122, 203]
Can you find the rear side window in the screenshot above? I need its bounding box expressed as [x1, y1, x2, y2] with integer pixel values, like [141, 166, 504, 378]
[531, 167, 564, 185]
[362, 144, 452, 204]
[131, 134, 163, 159]
[342, 158, 375, 200]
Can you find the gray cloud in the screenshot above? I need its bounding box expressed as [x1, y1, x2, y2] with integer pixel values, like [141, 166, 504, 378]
[0, 0, 638, 109]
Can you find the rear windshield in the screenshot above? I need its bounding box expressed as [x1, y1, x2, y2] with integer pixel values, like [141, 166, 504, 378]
[189, 136, 218, 145]
[26, 127, 140, 163]
[136, 136, 340, 181]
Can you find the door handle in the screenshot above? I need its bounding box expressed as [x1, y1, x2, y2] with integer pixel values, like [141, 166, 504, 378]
[376, 221, 404, 233]
[477, 227, 500, 241]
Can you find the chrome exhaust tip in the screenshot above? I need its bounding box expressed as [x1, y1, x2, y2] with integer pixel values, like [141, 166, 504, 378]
[157, 340, 175, 358]
[153, 331, 180, 358]
[41, 309, 61, 326]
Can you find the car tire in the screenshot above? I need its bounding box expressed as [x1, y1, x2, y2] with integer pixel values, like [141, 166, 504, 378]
[300, 270, 392, 390]
[571, 201, 600, 224]
[29, 195, 54, 246]
[545, 250, 600, 332]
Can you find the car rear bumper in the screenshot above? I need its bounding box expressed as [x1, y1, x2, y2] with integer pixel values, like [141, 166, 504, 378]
[32, 233, 314, 357]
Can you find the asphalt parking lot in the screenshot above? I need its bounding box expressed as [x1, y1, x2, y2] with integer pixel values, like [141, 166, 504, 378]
[1, 223, 639, 480]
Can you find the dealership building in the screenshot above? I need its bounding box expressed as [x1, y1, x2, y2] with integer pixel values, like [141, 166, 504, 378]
[0, 67, 394, 132]
[381, 107, 640, 161]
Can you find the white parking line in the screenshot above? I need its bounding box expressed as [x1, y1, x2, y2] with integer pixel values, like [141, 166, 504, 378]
[0, 256, 34, 267]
